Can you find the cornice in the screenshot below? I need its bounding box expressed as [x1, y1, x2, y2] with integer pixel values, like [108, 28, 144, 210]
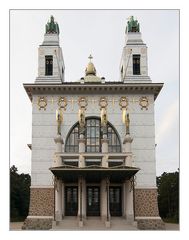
[23, 82, 163, 102]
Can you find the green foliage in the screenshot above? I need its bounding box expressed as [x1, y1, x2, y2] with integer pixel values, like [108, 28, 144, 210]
[157, 170, 179, 223]
[10, 165, 31, 222]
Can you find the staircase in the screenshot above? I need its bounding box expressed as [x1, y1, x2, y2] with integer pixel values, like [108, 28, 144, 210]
[51, 216, 138, 230]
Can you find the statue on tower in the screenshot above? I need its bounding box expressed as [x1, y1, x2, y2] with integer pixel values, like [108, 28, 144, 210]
[46, 15, 60, 34]
[126, 16, 140, 33]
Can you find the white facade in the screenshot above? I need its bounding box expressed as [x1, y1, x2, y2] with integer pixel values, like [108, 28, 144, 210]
[23, 15, 164, 230]
[31, 93, 156, 187]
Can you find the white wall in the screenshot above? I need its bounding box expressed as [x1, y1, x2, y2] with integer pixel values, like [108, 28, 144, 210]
[31, 93, 156, 187]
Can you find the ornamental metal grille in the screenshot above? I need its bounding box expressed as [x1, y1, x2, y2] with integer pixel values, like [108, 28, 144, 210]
[65, 118, 121, 153]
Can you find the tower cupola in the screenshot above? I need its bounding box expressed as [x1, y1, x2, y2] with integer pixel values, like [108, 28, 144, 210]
[85, 54, 96, 76]
[80, 55, 103, 83]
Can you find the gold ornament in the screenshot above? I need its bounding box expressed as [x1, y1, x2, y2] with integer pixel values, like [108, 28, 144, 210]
[101, 108, 108, 127]
[78, 96, 88, 110]
[122, 109, 127, 124]
[58, 97, 67, 110]
[37, 96, 47, 110]
[56, 108, 63, 135]
[99, 97, 108, 109]
[78, 108, 85, 128]
[119, 96, 128, 110]
[139, 96, 149, 110]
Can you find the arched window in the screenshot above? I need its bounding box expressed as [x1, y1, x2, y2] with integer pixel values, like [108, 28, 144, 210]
[65, 117, 121, 153]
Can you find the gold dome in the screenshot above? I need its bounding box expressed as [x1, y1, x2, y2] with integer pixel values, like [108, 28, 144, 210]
[85, 54, 96, 76]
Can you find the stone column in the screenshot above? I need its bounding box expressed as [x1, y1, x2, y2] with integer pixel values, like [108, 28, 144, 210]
[53, 135, 64, 167]
[100, 179, 106, 220]
[55, 178, 62, 221]
[78, 177, 86, 227]
[123, 134, 133, 167]
[61, 181, 65, 218]
[100, 178, 110, 224]
[125, 179, 134, 224]
[122, 181, 127, 217]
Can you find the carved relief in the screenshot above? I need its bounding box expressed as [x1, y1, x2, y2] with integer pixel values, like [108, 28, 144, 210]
[37, 96, 47, 110]
[139, 96, 149, 110]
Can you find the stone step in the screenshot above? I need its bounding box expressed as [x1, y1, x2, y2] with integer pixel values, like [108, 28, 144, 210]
[52, 216, 138, 230]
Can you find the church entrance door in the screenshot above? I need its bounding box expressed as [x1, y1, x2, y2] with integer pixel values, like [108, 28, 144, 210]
[109, 187, 122, 216]
[87, 186, 100, 216]
[65, 186, 78, 216]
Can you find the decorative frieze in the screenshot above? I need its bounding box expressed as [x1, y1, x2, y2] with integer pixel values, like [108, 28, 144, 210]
[33, 95, 152, 113]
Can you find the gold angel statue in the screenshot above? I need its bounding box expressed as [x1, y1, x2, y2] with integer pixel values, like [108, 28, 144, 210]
[56, 108, 63, 135]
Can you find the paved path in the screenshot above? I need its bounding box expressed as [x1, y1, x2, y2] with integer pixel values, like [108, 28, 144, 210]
[10, 222, 23, 230]
[164, 223, 179, 230]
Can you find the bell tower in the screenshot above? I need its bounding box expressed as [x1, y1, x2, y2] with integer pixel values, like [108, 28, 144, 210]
[120, 16, 150, 83]
[35, 16, 65, 83]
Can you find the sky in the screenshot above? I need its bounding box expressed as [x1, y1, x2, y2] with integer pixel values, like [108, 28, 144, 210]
[10, 9, 179, 176]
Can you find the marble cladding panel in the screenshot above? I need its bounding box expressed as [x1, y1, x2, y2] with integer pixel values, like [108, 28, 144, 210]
[32, 137, 55, 150]
[31, 172, 54, 186]
[32, 149, 54, 162]
[132, 137, 155, 150]
[135, 161, 156, 175]
[134, 173, 157, 187]
[32, 161, 52, 172]
[133, 149, 155, 162]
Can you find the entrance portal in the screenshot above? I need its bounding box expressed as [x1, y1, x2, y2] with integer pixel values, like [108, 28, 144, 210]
[87, 186, 100, 216]
[109, 187, 122, 216]
[65, 186, 78, 216]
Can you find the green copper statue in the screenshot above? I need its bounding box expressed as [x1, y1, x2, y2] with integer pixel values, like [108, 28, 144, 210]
[46, 15, 59, 34]
[126, 16, 140, 33]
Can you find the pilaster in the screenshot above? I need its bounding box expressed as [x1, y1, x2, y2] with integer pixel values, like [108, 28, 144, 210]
[55, 179, 62, 221]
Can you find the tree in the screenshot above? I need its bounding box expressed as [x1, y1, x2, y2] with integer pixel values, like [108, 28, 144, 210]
[10, 165, 31, 221]
[157, 170, 179, 223]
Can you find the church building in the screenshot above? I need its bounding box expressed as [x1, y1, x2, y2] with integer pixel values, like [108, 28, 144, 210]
[23, 15, 165, 230]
